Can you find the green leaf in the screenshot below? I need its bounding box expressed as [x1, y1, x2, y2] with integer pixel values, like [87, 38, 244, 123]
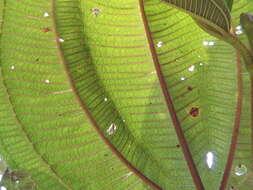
[0, 0, 253, 190]
[240, 13, 253, 50]
[226, 1, 253, 189]
[225, 0, 234, 11]
[0, 1, 150, 189]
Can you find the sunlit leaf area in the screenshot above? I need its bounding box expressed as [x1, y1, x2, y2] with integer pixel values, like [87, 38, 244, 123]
[0, 0, 253, 190]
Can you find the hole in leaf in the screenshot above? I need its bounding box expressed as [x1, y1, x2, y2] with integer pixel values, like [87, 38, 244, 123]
[59, 38, 64, 43]
[199, 62, 204, 66]
[0, 186, 7, 190]
[104, 97, 108, 102]
[189, 107, 199, 117]
[236, 25, 242, 30]
[235, 164, 247, 176]
[203, 41, 209, 46]
[180, 77, 186, 81]
[107, 123, 117, 135]
[203, 41, 215, 46]
[92, 8, 100, 16]
[188, 65, 195, 72]
[2, 169, 35, 189]
[157, 41, 163, 48]
[43, 12, 49, 17]
[10, 66, 15, 70]
[206, 152, 214, 168]
[236, 30, 243, 35]
[45, 80, 50, 84]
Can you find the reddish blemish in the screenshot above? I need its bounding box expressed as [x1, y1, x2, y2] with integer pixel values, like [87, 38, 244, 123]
[189, 107, 199, 117]
[42, 28, 50, 33]
[187, 86, 193, 91]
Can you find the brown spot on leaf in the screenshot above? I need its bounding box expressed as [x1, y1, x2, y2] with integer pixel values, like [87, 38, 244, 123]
[42, 28, 50, 33]
[176, 144, 180, 148]
[189, 107, 199, 117]
[187, 86, 193, 91]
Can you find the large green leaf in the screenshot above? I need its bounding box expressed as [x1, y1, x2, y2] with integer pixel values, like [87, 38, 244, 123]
[143, 0, 240, 189]
[0, 0, 150, 189]
[0, 0, 253, 190]
[226, 1, 253, 189]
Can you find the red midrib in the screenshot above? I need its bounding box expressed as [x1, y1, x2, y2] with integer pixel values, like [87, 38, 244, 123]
[219, 50, 243, 190]
[139, 0, 204, 189]
[51, 0, 162, 189]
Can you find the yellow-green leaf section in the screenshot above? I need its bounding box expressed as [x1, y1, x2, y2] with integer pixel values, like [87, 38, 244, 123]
[144, 0, 240, 189]
[0, 0, 253, 190]
[0, 0, 152, 189]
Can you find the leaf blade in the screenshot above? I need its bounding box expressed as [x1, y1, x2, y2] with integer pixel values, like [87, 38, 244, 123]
[161, 0, 232, 36]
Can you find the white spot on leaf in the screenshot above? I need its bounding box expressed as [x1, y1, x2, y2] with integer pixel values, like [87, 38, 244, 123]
[203, 41, 215, 46]
[148, 71, 156, 75]
[107, 123, 117, 135]
[236, 30, 243, 35]
[236, 25, 242, 30]
[206, 152, 214, 168]
[188, 65, 195, 72]
[43, 12, 49, 17]
[157, 41, 163, 48]
[92, 8, 100, 16]
[235, 164, 247, 176]
[59, 38, 64, 43]
[125, 172, 133, 178]
[203, 41, 209, 46]
[45, 80, 50, 84]
[0, 186, 7, 190]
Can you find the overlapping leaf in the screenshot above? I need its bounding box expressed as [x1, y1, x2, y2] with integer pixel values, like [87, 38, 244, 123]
[161, 0, 232, 35]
